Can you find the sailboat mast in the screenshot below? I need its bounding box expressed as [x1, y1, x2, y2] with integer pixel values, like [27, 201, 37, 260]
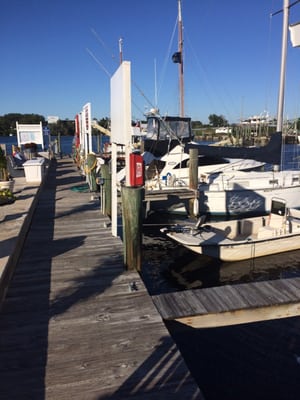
[178, 0, 184, 117]
[276, 0, 289, 132]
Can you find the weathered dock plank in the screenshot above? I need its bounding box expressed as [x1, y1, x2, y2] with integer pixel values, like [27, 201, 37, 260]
[145, 188, 196, 201]
[0, 158, 203, 400]
[152, 277, 300, 328]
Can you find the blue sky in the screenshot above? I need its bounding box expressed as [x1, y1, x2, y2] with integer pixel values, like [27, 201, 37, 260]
[1, 0, 300, 124]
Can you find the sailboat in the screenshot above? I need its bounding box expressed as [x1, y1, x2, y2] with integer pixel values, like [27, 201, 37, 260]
[137, 1, 265, 192]
[160, 1, 300, 260]
[191, 0, 300, 217]
[141, 0, 192, 158]
[154, 0, 300, 217]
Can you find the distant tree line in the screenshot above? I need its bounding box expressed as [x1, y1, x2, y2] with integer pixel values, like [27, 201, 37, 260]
[0, 112, 234, 137]
[191, 114, 228, 132]
[0, 113, 46, 136]
[0, 113, 114, 137]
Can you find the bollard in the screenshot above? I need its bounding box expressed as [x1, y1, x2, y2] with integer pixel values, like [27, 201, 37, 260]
[121, 186, 144, 271]
[101, 164, 111, 217]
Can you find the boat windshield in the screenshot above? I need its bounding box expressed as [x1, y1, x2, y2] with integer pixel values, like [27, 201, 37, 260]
[146, 117, 159, 139]
[146, 116, 192, 141]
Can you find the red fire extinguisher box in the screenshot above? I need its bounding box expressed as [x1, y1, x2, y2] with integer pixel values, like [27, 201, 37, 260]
[129, 153, 144, 186]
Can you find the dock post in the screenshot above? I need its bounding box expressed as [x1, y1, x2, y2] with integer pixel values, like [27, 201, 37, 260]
[101, 164, 111, 217]
[189, 148, 199, 217]
[121, 186, 144, 271]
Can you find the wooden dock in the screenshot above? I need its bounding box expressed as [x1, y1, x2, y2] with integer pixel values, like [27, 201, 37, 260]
[144, 188, 196, 216]
[0, 158, 203, 399]
[152, 278, 300, 328]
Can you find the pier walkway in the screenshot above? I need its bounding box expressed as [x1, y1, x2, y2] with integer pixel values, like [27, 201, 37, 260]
[152, 277, 300, 328]
[0, 158, 202, 399]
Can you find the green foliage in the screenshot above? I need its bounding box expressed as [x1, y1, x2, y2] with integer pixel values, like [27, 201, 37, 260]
[98, 117, 110, 129]
[0, 114, 114, 137]
[0, 188, 15, 204]
[191, 120, 203, 129]
[48, 119, 75, 136]
[0, 147, 8, 181]
[0, 113, 46, 136]
[208, 114, 228, 127]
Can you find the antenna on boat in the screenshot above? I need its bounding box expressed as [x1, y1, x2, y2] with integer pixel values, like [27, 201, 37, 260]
[119, 37, 123, 65]
[154, 58, 158, 109]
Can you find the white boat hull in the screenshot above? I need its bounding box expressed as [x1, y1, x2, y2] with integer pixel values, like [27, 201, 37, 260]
[177, 233, 300, 262]
[162, 203, 300, 262]
[199, 170, 300, 216]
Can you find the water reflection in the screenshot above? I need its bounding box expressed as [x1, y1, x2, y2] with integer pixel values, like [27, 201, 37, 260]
[167, 249, 300, 289]
[142, 222, 300, 295]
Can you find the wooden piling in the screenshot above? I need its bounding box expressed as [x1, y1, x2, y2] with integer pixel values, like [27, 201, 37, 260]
[101, 163, 111, 217]
[189, 148, 199, 217]
[121, 186, 144, 271]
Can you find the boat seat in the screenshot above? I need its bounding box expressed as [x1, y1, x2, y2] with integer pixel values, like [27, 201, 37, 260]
[257, 213, 287, 239]
[239, 220, 253, 236]
[290, 221, 300, 233]
[268, 211, 286, 229]
[257, 226, 277, 239]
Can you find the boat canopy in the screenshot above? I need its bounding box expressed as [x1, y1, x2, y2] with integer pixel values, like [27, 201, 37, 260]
[186, 132, 283, 166]
[146, 116, 193, 141]
[143, 115, 194, 157]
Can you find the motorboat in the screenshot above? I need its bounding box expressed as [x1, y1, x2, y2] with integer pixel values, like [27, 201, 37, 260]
[161, 198, 300, 262]
[197, 164, 300, 217]
[144, 143, 265, 190]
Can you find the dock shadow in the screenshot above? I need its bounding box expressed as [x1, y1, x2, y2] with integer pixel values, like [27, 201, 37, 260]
[0, 159, 124, 399]
[96, 334, 202, 399]
[164, 318, 300, 400]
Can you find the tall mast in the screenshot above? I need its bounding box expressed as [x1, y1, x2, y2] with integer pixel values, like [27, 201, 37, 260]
[178, 0, 184, 117]
[276, 0, 289, 132]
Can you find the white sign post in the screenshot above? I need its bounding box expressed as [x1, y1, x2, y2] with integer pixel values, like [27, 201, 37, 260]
[82, 102, 92, 154]
[16, 122, 44, 149]
[110, 61, 132, 237]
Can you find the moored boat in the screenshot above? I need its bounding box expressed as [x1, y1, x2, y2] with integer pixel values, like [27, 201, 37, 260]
[161, 198, 300, 262]
[197, 166, 300, 216]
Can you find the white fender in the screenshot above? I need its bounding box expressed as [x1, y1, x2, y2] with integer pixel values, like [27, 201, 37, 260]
[193, 198, 199, 216]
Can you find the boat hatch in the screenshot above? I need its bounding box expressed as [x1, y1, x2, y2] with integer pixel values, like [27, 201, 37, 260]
[270, 198, 287, 216]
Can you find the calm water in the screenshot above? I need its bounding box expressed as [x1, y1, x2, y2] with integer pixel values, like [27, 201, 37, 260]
[142, 217, 300, 400]
[1, 134, 109, 156]
[1, 135, 76, 156]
